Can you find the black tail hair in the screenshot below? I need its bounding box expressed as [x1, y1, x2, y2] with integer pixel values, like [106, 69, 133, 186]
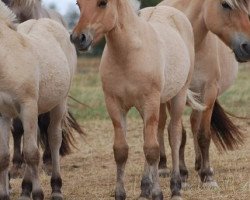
[211, 100, 244, 151]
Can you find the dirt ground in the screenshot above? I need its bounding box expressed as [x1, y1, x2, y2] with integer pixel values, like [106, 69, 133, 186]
[9, 117, 250, 200]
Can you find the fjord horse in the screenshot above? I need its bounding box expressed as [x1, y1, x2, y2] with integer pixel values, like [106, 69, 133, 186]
[71, 0, 204, 199]
[0, 2, 76, 199]
[158, 0, 249, 187]
[1, 0, 84, 178]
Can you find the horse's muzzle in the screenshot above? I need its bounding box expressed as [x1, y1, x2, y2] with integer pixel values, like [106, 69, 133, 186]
[232, 34, 250, 63]
[70, 32, 93, 52]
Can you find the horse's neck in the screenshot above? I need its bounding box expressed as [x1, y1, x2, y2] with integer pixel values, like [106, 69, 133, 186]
[106, 0, 142, 58]
[161, 0, 209, 50]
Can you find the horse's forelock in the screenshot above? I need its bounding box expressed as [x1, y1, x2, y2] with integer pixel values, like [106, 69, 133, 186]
[0, 0, 16, 24]
[224, 0, 249, 13]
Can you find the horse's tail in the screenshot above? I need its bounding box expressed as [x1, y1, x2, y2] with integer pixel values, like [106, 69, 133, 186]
[210, 100, 244, 151]
[186, 89, 206, 111]
[39, 111, 84, 157]
[60, 111, 85, 156]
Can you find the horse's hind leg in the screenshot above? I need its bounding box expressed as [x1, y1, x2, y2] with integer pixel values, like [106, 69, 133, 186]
[105, 96, 128, 200]
[190, 85, 218, 188]
[19, 101, 43, 200]
[139, 94, 163, 200]
[158, 103, 170, 178]
[0, 117, 11, 200]
[10, 118, 25, 179]
[179, 124, 188, 188]
[168, 88, 188, 200]
[48, 102, 67, 200]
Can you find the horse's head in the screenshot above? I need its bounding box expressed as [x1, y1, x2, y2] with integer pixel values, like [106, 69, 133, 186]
[203, 0, 250, 62]
[70, 0, 118, 51]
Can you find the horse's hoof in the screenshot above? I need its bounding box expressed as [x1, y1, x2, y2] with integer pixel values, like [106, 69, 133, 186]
[158, 168, 170, 178]
[171, 196, 182, 200]
[18, 196, 31, 200]
[51, 192, 63, 200]
[0, 194, 10, 200]
[138, 197, 149, 200]
[202, 181, 219, 189]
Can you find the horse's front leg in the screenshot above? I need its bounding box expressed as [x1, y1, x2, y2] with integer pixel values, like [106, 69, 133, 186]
[168, 89, 188, 200]
[47, 102, 67, 200]
[19, 101, 43, 200]
[0, 116, 11, 200]
[139, 93, 163, 200]
[105, 95, 128, 200]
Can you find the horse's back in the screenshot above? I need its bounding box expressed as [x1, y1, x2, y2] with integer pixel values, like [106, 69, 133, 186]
[140, 6, 194, 101]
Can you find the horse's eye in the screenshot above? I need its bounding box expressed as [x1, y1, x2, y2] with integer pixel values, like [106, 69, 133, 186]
[98, 0, 108, 8]
[222, 2, 232, 10]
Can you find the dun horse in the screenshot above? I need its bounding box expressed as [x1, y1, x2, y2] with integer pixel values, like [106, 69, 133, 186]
[1, 0, 84, 178]
[158, 0, 249, 187]
[71, 0, 204, 199]
[0, 1, 76, 199]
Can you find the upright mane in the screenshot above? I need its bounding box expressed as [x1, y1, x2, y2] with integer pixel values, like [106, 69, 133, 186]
[11, 0, 37, 8]
[224, 0, 249, 13]
[0, 1, 16, 24]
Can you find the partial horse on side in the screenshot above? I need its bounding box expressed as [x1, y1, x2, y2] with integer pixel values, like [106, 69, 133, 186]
[158, 0, 249, 187]
[0, 1, 77, 199]
[1, 0, 84, 179]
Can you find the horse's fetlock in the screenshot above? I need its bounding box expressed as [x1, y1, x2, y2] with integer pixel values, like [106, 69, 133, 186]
[113, 144, 128, 164]
[170, 176, 182, 195]
[51, 177, 62, 193]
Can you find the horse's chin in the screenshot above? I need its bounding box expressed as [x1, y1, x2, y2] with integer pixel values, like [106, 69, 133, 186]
[234, 53, 248, 63]
[76, 41, 93, 52]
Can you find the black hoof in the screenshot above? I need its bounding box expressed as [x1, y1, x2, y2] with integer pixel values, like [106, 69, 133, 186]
[0, 195, 10, 200]
[32, 191, 44, 200]
[152, 191, 163, 200]
[51, 192, 63, 200]
[140, 176, 153, 198]
[115, 192, 126, 200]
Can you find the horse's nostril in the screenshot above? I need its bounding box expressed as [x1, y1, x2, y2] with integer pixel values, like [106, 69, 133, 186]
[240, 42, 250, 54]
[80, 34, 86, 44]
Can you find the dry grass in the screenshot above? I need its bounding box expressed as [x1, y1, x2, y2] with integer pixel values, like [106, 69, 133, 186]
[9, 57, 250, 199]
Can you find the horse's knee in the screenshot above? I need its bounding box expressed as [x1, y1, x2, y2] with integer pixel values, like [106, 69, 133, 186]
[144, 144, 160, 165]
[113, 144, 128, 165]
[23, 147, 40, 166]
[0, 153, 10, 171]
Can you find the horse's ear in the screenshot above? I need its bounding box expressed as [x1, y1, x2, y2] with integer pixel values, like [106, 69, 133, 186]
[129, 0, 141, 12]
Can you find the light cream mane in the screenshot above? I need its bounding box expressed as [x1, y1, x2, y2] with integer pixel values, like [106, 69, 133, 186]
[0, 1, 16, 24]
[224, 0, 249, 13]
